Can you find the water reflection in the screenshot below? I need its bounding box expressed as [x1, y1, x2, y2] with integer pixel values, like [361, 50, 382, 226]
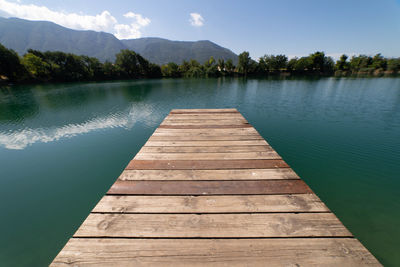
[0, 87, 39, 123]
[0, 78, 400, 266]
[0, 104, 156, 150]
[0, 80, 166, 149]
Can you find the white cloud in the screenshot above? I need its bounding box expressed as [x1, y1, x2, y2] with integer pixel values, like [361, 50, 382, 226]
[189, 12, 204, 27]
[123, 12, 150, 26]
[0, 0, 150, 39]
[114, 11, 151, 39]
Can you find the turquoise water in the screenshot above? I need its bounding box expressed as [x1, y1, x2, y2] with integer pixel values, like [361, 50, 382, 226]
[0, 78, 399, 266]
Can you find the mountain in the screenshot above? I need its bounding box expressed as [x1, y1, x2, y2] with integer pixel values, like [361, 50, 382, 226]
[121, 38, 238, 65]
[0, 17, 125, 62]
[0, 17, 238, 64]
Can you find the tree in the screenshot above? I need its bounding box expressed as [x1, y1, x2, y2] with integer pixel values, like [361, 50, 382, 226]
[0, 44, 25, 81]
[349, 55, 372, 72]
[323, 56, 335, 74]
[115, 49, 151, 78]
[82, 56, 104, 80]
[238, 51, 251, 76]
[287, 57, 298, 72]
[147, 63, 162, 78]
[309, 51, 325, 72]
[204, 56, 215, 68]
[203, 56, 218, 77]
[22, 53, 50, 80]
[387, 58, 400, 72]
[260, 54, 288, 72]
[225, 59, 235, 73]
[161, 62, 180, 77]
[179, 60, 191, 74]
[103, 61, 119, 79]
[258, 57, 269, 73]
[335, 54, 350, 71]
[294, 57, 312, 72]
[371, 53, 387, 70]
[217, 59, 225, 72]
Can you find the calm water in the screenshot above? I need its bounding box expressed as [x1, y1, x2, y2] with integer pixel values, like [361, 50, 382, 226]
[0, 78, 399, 266]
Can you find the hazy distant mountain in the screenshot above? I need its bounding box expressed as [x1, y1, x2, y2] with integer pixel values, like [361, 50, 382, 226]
[0, 17, 238, 64]
[121, 38, 238, 65]
[0, 17, 125, 62]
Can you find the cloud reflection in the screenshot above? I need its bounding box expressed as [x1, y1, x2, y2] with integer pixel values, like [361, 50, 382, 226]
[0, 105, 155, 150]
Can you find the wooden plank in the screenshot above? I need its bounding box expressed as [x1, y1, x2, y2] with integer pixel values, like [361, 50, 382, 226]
[166, 114, 246, 120]
[92, 194, 329, 213]
[148, 135, 263, 141]
[139, 146, 272, 153]
[134, 152, 281, 160]
[158, 125, 253, 129]
[163, 117, 248, 124]
[160, 122, 250, 126]
[144, 140, 268, 147]
[107, 180, 311, 195]
[152, 133, 262, 139]
[51, 238, 381, 267]
[73, 213, 352, 237]
[51, 108, 381, 266]
[154, 128, 259, 134]
[162, 119, 248, 124]
[126, 159, 288, 170]
[118, 169, 300, 181]
[170, 108, 238, 113]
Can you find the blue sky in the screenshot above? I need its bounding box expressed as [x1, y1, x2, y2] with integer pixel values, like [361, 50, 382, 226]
[1, 0, 400, 59]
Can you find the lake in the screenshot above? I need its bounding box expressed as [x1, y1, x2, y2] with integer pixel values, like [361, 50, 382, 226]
[0, 77, 399, 266]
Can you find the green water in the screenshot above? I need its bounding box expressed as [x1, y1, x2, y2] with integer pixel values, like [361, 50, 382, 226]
[0, 78, 399, 266]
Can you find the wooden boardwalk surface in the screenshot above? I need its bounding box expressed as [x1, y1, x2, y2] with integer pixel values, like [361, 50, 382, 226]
[51, 108, 381, 266]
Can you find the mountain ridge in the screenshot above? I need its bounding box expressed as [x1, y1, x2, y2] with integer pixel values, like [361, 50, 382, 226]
[0, 17, 238, 64]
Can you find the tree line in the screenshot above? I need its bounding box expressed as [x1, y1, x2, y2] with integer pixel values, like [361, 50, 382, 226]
[0, 44, 161, 83]
[1, 42, 400, 84]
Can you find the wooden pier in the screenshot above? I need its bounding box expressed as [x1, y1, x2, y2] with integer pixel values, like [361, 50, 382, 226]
[51, 108, 380, 266]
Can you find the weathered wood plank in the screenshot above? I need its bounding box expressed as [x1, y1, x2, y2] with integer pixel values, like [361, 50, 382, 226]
[134, 152, 281, 160]
[107, 180, 311, 195]
[166, 114, 246, 120]
[152, 132, 260, 137]
[144, 140, 268, 147]
[148, 135, 263, 141]
[51, 108, 381, 266]
[162, 119, 248, 124]
[158, 124, 253, 129]
[51, 238, 381, 267]
[93, 194, 329, 213]
[154, 128, 259, 134]
[170, 108, 238, 113]
[74, 213, 352, 237]
[163, 117, 247, 124]
[126, 159, 288, 170]
[160, 122, 250, 127]
[139, 146, 272, 153]
[118, 169, 300, 181]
